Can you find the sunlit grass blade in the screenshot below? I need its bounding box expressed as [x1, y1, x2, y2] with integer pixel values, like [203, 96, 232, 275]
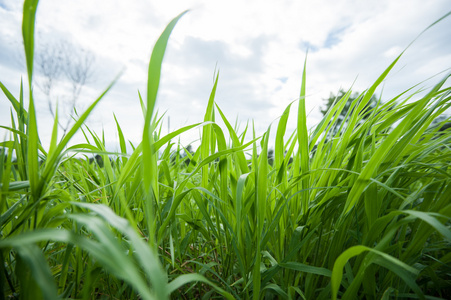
[343, 74, 450, 216]
[26, 92, 39, 205]
[216, 103, 249, 173]
[297, 54, 310, 215]
[145, 11, 188, 124]
[0, 81, 29, 123]
[201, 71, 219, 188]
[253, 128, 270, 299]
[40, 75, 120, 198]
[142, 11, 187, 249]
[22, 0, 39, 85]
[113, 113, 127, 164]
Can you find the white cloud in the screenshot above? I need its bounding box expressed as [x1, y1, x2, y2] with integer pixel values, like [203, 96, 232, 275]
[1, 0, 450, 151]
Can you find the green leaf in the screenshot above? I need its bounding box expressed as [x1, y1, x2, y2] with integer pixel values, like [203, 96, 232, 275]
[22, 0, 39, 85]
[331, 245, 420, 300]
[16, 244, 59, 300]
[167, 273, 234, 300]
[280, 262, 332, 277]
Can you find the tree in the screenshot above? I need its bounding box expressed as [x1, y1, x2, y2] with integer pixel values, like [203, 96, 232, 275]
[35, 39, 95, 134]
[320, 89, 378, 137]
[430, 114, 450, 129]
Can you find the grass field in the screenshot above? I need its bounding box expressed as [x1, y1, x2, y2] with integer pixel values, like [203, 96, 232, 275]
[1, 1, 450, 299]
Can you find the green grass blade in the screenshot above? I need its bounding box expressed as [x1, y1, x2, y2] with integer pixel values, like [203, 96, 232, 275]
[142, 12, 187, 247]
[216, 103, 249, 173]
[331, 245, 420, 300]
[40, 76, 120, 198]
[72, 202, 169, 299]
[48, 103, 59, 158]
[297, 54, 309, 214]
[201, 72, 219, 188]
[145, 11, 187, 125]
[275, 101, 294, 184]
[22, 0, 39, 85]
[343, 75, 449, 216]
[15, 244, 59, 299]
[0, 81, 29, 122]
[167, 272, 234, 299]
[403, 210, 451, 242]
[113, 113, 127, 162]
[280, 262, 332, 277]
[27, 92, 39, 204]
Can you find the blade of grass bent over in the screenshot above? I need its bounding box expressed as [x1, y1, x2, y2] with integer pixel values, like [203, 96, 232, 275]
[331, 245, 420, 300]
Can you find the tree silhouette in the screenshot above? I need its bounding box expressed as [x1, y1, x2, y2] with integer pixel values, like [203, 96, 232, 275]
[35, 39, 95, 134]
[320, 89, 378, 137]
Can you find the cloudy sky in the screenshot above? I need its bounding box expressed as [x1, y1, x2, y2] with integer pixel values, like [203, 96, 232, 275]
[0, 0, 450, 152]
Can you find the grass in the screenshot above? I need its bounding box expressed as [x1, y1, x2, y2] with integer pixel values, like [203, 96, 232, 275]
[1, 1, 450, 299]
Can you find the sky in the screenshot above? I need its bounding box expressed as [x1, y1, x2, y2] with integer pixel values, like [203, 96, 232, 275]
[1, 0, 450, 152]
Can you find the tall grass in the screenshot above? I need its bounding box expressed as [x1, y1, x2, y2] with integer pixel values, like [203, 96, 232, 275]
[1, 1, 450, 299]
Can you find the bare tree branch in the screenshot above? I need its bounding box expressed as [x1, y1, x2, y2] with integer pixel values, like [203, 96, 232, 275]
[34, 39, 96, 134]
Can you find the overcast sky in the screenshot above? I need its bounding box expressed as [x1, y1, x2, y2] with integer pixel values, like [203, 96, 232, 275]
[1, 0, 450, 152]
